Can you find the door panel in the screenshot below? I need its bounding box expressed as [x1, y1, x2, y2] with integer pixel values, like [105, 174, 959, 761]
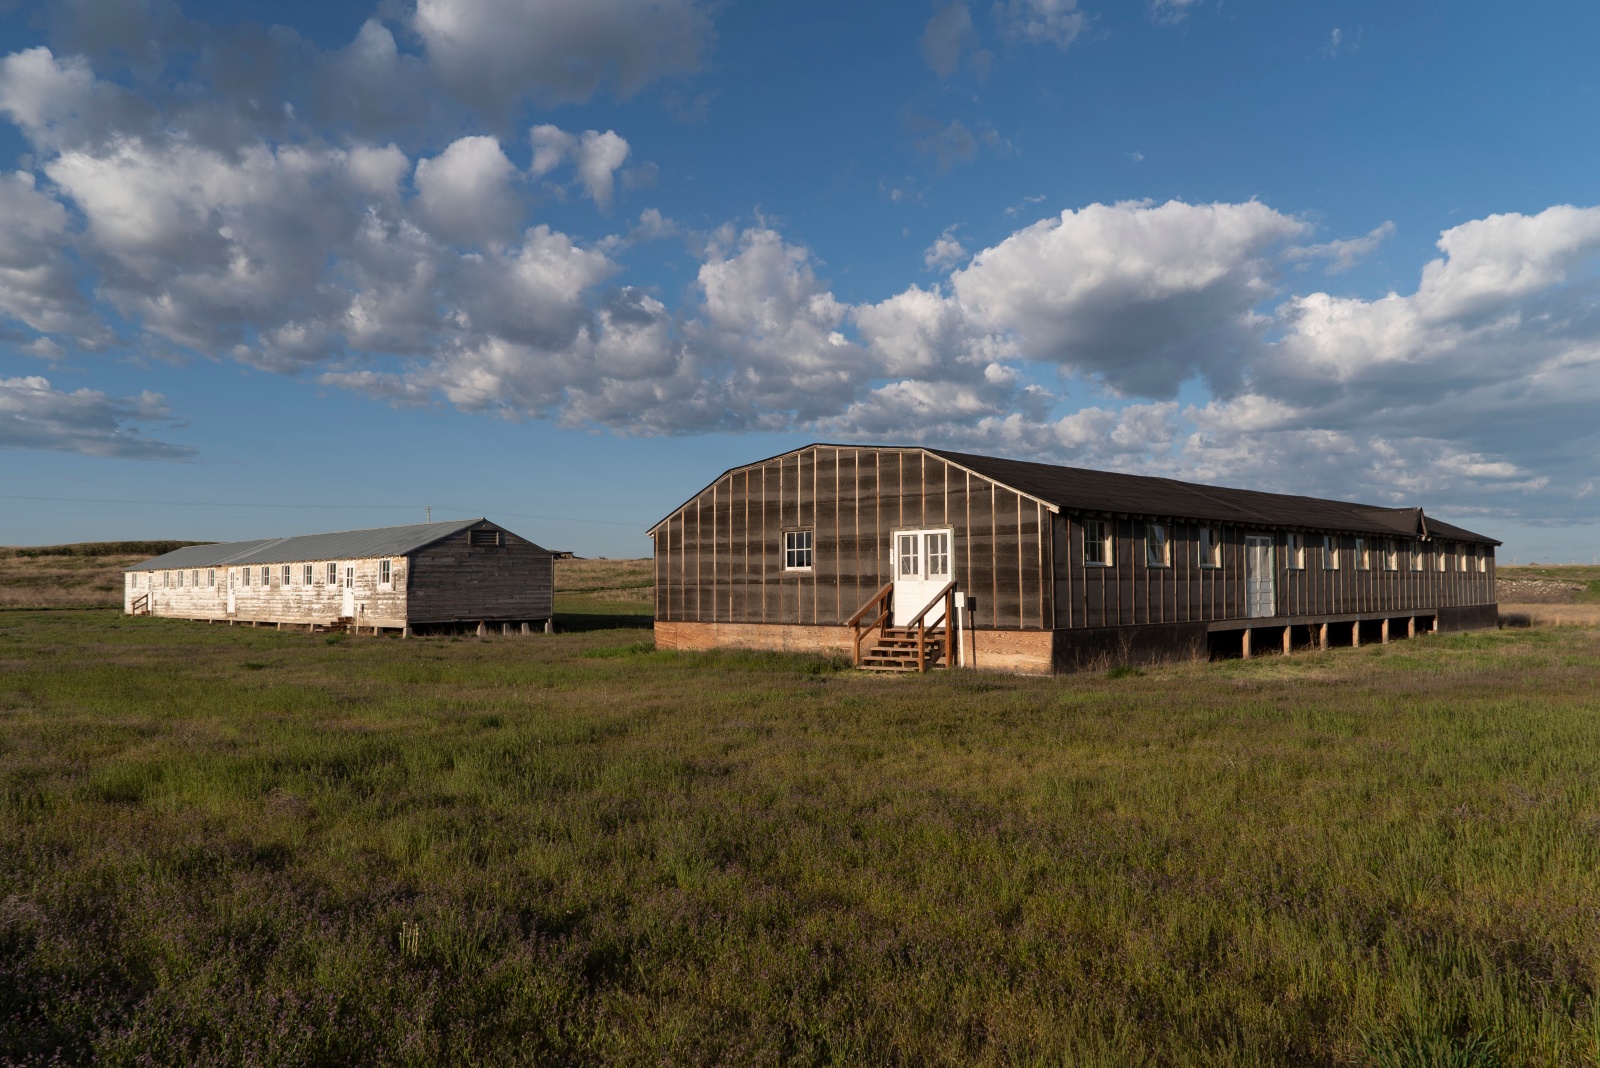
[892, 528, 953, 626]
[1245, 535, 1276, 618]
[342, 564, 356, 617]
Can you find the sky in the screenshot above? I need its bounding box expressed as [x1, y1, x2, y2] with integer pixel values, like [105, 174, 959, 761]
[1, 0, 1598, 562]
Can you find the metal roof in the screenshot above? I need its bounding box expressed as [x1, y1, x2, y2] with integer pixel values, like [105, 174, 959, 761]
[124, 519, 498, 571]
[648, 444, 1500, 545]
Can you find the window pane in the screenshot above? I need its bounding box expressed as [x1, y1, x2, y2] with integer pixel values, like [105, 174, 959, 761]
[925, 532, 949, 577]
[898, 534, 919, 576]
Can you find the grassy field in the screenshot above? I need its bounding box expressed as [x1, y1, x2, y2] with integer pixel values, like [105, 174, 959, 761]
[4, 596, 1600, 1065]
[0, 542, 205, 609]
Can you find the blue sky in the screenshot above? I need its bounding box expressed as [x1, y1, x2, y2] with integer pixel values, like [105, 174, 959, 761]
[2, 0, 1598, 561]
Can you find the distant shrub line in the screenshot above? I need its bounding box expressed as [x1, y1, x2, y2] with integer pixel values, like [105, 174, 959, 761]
[4, 540, 210, 558]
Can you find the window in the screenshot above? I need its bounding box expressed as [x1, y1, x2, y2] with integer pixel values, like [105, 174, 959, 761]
[1198, 526, 1221, 569]
[242, 567, 250, 588]
[1354, 537, 1370, 570]
[1286, 532, 1305, 570]
[468, 529, 501, 547]
[1084, 518, 1112, 567]
[1383, 539, 1398, 571]
[327, 562, 338, 586]
[783, 530, 814, 571]
[379, 559, 392, 585]
[282, 564, 292, 586]
[260, 566, 270, 586]
[207, 569, 215, 588]
[924, 533, 949, 578]
[191, 570, 200, 587]
[1437, 544, 1448, 572]
[1476, 546, 1488, 573]
[896, 533, 918, 577]
[1145, 522, 1170, 568]
[1411, 541, 1425, 571]
[163, 571, 170, 588]
[303, 564, 313, 586]
[1323, 535, 1339, 570]
[1458, 545, 1468, 571]
[344, 566, 354, 589]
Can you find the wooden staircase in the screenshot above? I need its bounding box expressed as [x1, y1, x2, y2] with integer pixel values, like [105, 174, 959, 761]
[859, 626, 949, 671]
[130, 593, 150, 616]
[847, 580, 958, 673]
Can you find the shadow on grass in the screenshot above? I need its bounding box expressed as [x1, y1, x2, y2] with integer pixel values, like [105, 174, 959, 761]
[555, 611, 653, 633]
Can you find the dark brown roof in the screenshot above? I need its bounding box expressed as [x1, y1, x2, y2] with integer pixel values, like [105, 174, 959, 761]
[929, 448, 1499, 545]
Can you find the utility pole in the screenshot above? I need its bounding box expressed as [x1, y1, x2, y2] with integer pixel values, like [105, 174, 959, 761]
[426, 506, 431, 523]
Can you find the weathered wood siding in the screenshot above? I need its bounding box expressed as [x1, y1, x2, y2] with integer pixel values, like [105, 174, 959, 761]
[654, 446, 1055, 630]
[127, 556, 409, 627]
[407, 523, 553, 623]
[1053, 514, 1496, 628]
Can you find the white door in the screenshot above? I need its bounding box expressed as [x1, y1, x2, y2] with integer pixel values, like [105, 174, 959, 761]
[892, 528, 953, 627]
[226, 576, 236, 615]
[342, 565, 356, 617]
[1245, 535, 1276, 618]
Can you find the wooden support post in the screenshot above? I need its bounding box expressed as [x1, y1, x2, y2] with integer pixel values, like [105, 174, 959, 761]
[476, 621, 487, 638]
[1352, 621, 1361, 648]
[1431, 615, 1439, 633]
[1242, 628, 1252, 659]
[544, 618, 554, 634]
[1283, 626, 1293, 655]
[1381, 618, 1390, 644]
[502, 623, 513, 636]
[277, 621, 283, 631]
[403, 625, 413, 639]
[1318, 622, 1328, 650]
[1408, 616, 1416, 639]
[520, 622, 531, 636]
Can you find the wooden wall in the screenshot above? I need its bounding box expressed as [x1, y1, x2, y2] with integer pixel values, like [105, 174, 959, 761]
[653, 446, 1055, 630]
[128, 556, 409, 627]
[407, 525, 553, 624]
[1054, 514, 1496, 628]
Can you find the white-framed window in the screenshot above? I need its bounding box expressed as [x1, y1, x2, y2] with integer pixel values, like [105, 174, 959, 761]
[241, 567, 250, 588]
[327, 562, 338, 585]
[1354, 537, 1370, 570]
[1286, 532, 1305, 570]
[1476, 546, 1488, 573]
[344, 566, 354, 589]
[379, 559, 392, 585]
[784, 530, 814, 571]
[1144, 522, 1170, 568]
[260, 566, 271, 586]
[207, 569, 215, 588]
[282, 564, 292, 586]
[1198, 526, 1221, 569]
[1084, 518, 1112, 567]
[303, 564, 313, 585]
[897, 533, 918, 577]
[1437, 544, 1448, 572]
[1458, 545, 1468, 571]
[163, 571, 170, 588]
[924, 533, 950, 578]
[1323, 535, 1339, 570]
[191, 570, 199, 587]
[1411, 541, 1424, 571]
[1382, 539, 1398, 571]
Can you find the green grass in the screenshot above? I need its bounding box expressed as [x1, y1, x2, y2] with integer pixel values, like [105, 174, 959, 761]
[4, 610, 1600, 1064]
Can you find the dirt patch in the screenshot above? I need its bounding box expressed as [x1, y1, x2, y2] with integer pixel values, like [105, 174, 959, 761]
[1496, 579, 1586, 604]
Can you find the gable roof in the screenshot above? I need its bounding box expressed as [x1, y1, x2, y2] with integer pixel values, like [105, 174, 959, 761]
[124, 519, 503, 571]
[648, 444, 1500, 545]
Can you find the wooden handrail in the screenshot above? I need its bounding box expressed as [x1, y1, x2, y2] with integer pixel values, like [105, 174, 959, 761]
[848, 581, 895, 666]
[906, 580, 956, 673]
[131, 593, 150, 616]
[846, 581, 894, 626]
